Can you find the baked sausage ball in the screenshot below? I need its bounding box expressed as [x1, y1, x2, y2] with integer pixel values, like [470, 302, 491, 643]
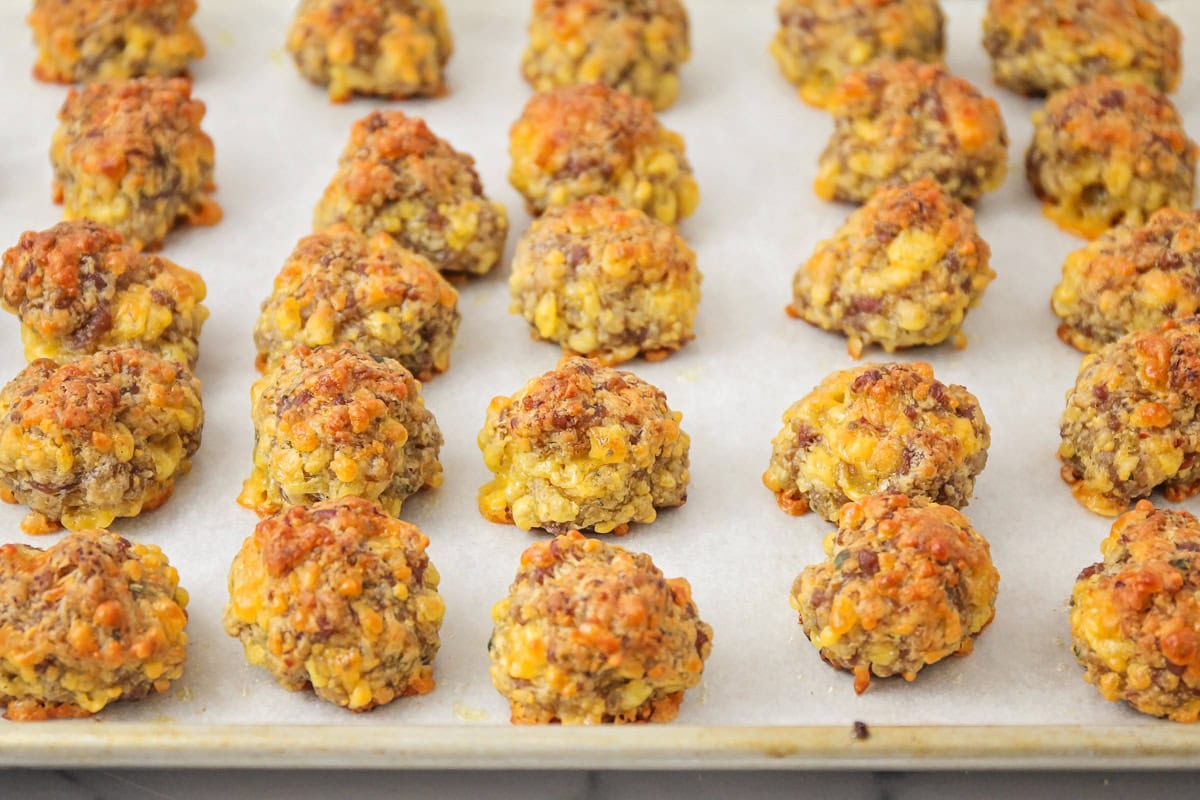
[253, 226, 459, 380]
[1026, 77, 1197, 241]
[763, 362, 990, 522]
[770, 0, 945, 109]
[1, 220, 208, 369]
[28, 0, 205, 84]
[478, 357, 689, 534]
[489, 530, 711, 723]
[509, 196, 701, 365]
[224, 496, 444, 712]
[982, 0, 1182, 98]
[1052, 209, 1200, 353]
[313, 110, 508, 277]
[522, 0, 691, 111]
[815, 60, 1008, 205]
[789, 178, 994, 358]
[51, 76, 220, 251]
[1071, 501, 1200, 722]
[0, 530, 188, 721]
[285, 0, 453, 103]
[239, 344, 443, 519]
[1059, 317, 1200, 517]
[790, 493, 998, 694]
[0, 348, 203, 534]
[509, 83, 700, 225]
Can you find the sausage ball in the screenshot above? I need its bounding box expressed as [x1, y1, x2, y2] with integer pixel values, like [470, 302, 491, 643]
[1, 220, 208, 369]
[28, 0, 205, 84]
[224, 496, 444, 712]
[0, 530, 188, 721]
[789, 178, 994, 358]
[1059, 317, 1200, 517]
[0, 348, 203, 534]
[1052, 209, 1200, 353]
[488, 530, 711, 723]
[285, 0, 453, 103]
[521, 0, 691, 111]
[50, 76, 220, 251]
[478, 357, 689, 534]
[239, 344, 443, 519]
[1071, 501, 1200, 722]
[815, 60, 1009, 205]
[1026, 76, 1197, 240]
[509, 83, 700, 225]
[790, 493, 998, 694]
[253, 226, 460, 380]
[982, 0, 1182, 98]
[770, 0, 945, 109]
[509, 196, 701, 365]
[763, 361, 990, 522]
[313, 110, 508, 277]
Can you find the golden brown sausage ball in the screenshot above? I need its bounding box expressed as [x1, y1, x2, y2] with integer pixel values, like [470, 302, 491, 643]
[1059, 317, 1200, 517]
[522, 0, 691, 111]
[286, 0, 453, 103]
[1071, 501, 1200, 722]
[224, 496, 444, 712]
[1, 220, 208, 369]
[1026, 76, 1197, 240]
[790, 493, 998, 694]
[771, 0, 945, 109]
[0, 530, 188, 721]
[815, 60, 1008, 205]
[509, 196, 701, 365]
[1052, 209, 1200, 353]
[0, 348, 203, 534]
[488, 530, 711, 723]
[238, 344, 443, 519]
[313, 110, 508, 277]
[789, 178, 994, 358]
[509, 83, 700, 225]
[50, 76, 220, 251]
[28, 0, 205, 84]
[478, 357, 689, 534]
[982, 0, 1181, 97]
[253, 226, 459, 380]
[763, 362, 990, 522]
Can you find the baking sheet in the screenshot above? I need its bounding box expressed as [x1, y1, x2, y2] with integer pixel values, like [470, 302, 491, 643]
[0, 0, 1199, 769]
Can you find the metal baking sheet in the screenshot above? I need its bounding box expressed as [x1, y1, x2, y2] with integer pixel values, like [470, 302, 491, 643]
[0, 0, 1198, 770]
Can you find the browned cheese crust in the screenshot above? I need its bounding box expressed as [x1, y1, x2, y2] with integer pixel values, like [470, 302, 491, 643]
[0, 348, 203, 534]
[254, 226, 460, 380]
[1059, 317, 1200, 517]
[815, 59, 1008, 205]
[313, 110, 508, 276]
[791, 493, 998, 693]
[28, 0, 205, 84]
[982, 0, 1182, 97]
[488, 530, 711, 723]
[509, 83, 700, 225]
[1026, 76, 1197, 241]
[1071, 501, 1200, 722]
[1, 220, 208, 369]
[771, 0, 945, 109]
[789, 178, 994, 358]
[286, 0, 453, 103]
[0, 530, 188, 721]
[1052, 209, 1200, 353]
[50, 76, 220, 251]
[509, 196, 701, 365]
[763, 362, 990, 522]
[224, 496, 444, 711]
[239, 344, 443, 519]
